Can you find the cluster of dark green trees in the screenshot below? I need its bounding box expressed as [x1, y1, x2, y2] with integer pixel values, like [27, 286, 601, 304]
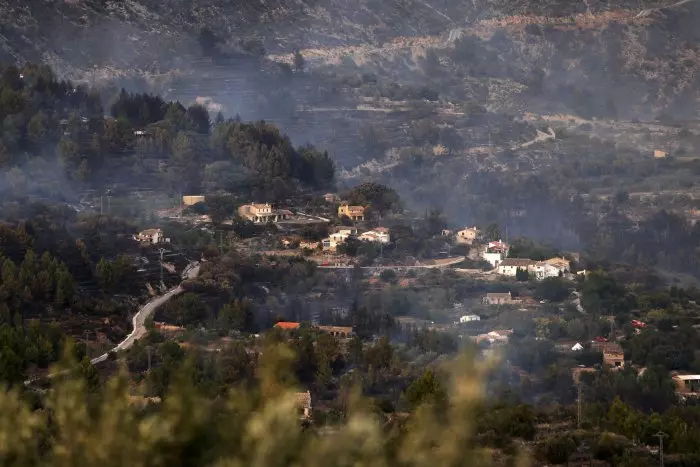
[112, 89, 335, 196]
[0, 248, 77, 384]
[342, 182, 401, 216]
[0, 209, 156, 384]
[0, 63, 335, 200]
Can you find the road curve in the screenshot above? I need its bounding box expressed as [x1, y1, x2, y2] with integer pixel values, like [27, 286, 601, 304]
[91, 262, 200, 364]
[24, 262, 200, 386]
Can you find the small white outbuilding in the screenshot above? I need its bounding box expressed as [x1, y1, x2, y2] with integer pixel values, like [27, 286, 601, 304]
[460, 314, 481, 323]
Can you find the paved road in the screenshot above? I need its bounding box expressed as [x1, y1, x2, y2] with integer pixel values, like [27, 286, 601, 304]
[24, 262, 200, 386]
[91, 262, 200, 364]
[317, 256, 466, 270]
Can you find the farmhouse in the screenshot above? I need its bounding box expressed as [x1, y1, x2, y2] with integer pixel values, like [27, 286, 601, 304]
[497, 258, 537, 276]
[496, 258, 561, 279]
[483, 292, 519, 305]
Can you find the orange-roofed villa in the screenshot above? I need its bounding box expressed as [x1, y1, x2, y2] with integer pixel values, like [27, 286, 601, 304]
[274, 321, 301, 330]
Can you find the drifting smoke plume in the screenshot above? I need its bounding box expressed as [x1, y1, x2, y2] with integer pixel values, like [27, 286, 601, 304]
[2, 0, 700, 255]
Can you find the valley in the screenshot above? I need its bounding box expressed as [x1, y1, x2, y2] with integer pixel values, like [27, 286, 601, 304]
[2, 0, 700, 465]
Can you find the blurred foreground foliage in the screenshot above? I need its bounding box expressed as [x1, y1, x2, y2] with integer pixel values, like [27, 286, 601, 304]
[0, 343, 527, 467]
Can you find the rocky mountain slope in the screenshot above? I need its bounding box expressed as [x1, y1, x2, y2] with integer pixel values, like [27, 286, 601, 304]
[3, 0, 700, 249]
[3, 0, 698, 119]
[0, 0, 682, 75]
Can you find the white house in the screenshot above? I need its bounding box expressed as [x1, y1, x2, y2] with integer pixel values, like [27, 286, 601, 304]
[481, 240, 510, 267]
[460, 314, 481, 323]
[359, 227, 390, 244]
[572, 342, 584, 351]
[496, 258, 561, 280]
[322, 229, 355, 251]
[496, 258, 536, 276]
[530, 261, 561, 280]
[487, 240, 510, 255]
[482, 251, 504, 268]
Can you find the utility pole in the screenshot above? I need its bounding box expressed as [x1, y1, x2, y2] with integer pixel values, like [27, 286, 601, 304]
[100, 196, 103, 215]
[84, 330, 90, 360]
[655, 432, 667, 467]
[487, 112, 493, 158]
[219, 231, 224, 257]
[106, 189, 112, 215]
[610, 318, 615, 341]
[158, 248, 166, 288]
[577, 382, 583, 429]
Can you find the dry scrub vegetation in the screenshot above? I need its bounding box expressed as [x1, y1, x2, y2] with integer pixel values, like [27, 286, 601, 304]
[0, 344, 524, 467]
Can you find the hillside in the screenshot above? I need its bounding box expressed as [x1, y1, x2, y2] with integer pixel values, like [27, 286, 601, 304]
[3, 0, 700, 272]
[0, 0, 691, 74]
[3, 0, 698, 120]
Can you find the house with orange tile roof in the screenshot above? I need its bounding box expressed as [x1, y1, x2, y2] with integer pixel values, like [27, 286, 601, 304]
[274, 321, 301, 330]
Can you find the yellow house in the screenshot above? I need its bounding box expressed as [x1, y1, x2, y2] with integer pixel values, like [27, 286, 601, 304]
[183, 195, 206, 206]
[455, 226, 480, 245]
[653, 149, 668, 159]
[338, 203, 365, 221]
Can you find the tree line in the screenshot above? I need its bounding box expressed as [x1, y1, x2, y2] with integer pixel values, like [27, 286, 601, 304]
[0, 63, 336, 201]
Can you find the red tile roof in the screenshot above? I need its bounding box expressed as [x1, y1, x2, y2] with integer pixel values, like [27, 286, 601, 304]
[274, 321, 300, 330]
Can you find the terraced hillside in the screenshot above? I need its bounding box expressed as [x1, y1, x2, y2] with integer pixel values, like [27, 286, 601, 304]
[0, 0, 682, 76]
[3, 0, 700, 253]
